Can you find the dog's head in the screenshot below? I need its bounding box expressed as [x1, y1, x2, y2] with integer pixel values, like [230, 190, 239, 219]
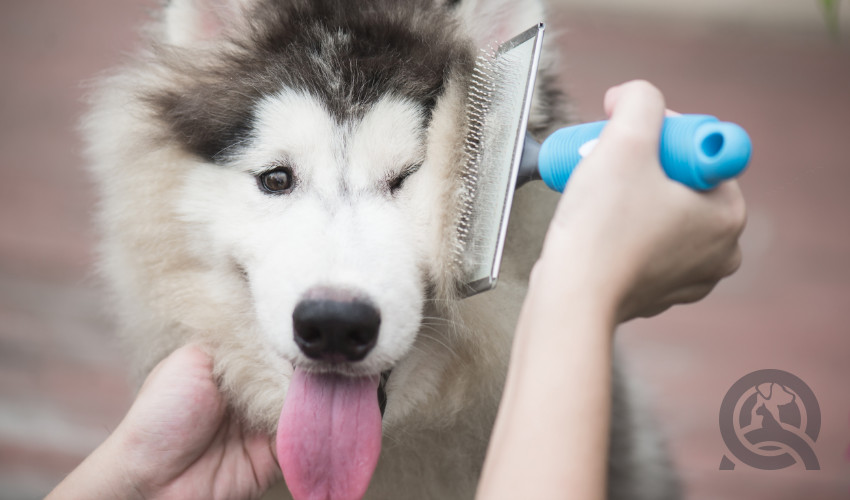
[162, 7, 470, 381]
[88, 0, 556, 436]
[87, 0, 558, 494]
[144, 0, 545, 382]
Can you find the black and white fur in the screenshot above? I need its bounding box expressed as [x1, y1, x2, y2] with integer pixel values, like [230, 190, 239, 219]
[83, 0, 679, 498]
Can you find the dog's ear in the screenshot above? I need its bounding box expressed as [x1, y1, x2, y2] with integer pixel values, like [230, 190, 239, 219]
[448, 0, 545, 49]
[162, 0, 253, 46]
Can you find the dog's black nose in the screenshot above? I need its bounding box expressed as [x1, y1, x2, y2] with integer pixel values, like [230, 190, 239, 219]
[292, 299, 380, 362]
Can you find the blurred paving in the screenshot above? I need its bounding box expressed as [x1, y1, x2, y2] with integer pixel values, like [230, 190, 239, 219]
[1, 1, 848, 499]
[0, 2, 147, 497]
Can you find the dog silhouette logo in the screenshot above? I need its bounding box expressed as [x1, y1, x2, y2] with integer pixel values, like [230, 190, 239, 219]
[719, 369, 820, 470]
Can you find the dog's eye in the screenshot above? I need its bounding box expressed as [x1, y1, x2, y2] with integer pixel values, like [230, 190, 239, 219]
[257, 167, 295, 194]
[388, 164, 421, 194]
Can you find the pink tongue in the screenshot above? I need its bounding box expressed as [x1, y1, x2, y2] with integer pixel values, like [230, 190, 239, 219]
[277, 368, 382, 500]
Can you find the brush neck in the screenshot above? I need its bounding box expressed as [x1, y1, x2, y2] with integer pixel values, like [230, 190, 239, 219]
[516, 131, 542, 188]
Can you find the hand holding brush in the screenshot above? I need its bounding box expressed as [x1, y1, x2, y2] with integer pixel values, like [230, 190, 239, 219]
[479, 79, 746, 500]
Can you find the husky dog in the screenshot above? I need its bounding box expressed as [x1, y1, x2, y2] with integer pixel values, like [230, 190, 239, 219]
[84, 0, 678, 498]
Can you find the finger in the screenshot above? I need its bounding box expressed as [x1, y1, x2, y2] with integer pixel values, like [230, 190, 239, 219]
[606, 80, 666, 137]
[666, 281, 717, 305]
[631, 281, 718, 320]
[700, 181, 748, 253]
[270, 433, 280, 462]
[627, 302, 672, 321]
[603, 84, 623, 117]
[597, 80, 667, 160]
[722, 245, 743, 278]
[135, 344, 221, 418]
[136, 347, 187, 394]
[721, 181, 748, 238]
[702, 178, 742, 203]
[606, 85, 680, 119]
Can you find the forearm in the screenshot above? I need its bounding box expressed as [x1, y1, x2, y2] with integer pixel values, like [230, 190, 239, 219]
[477, 261, 615, 500]
[46, 432, 145, 500]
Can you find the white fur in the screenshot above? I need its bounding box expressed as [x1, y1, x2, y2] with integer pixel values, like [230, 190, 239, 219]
[178, 91, 429, 376]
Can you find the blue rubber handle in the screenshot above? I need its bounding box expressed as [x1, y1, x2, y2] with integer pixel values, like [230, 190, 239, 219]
[537, 114, 752, 192]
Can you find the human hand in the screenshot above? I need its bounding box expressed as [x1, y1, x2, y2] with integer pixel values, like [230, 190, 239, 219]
[48, 344, 280, 500]
[534, 80, 746, 322]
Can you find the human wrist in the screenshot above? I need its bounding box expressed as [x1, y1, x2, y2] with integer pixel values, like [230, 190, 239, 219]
[528, 253, 623, 330]
[46, 430, 147, 500]
[513, 259, 620, 370]
[93, 429, 149, 500]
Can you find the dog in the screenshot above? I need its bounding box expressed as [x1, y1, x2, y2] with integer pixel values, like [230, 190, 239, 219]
[83, 0, 679, 498]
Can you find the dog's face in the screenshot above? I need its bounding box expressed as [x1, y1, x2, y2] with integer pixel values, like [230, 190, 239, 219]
[152, 1, 482, 391]
[87, 0, 548, 433]
[178, 89, 437, 377]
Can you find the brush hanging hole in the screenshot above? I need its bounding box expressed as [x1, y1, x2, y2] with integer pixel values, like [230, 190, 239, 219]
[700, 132, 724, 157]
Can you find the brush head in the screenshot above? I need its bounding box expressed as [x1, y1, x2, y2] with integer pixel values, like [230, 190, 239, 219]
[455, 24, 544, 297]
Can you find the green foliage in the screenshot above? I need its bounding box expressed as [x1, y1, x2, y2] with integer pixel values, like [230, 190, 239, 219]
[820, 0, 842, 38]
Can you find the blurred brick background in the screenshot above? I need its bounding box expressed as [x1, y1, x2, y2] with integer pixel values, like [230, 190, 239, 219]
[1, 1, 849, 499]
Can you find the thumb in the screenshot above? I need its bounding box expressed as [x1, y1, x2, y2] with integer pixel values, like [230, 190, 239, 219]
[596, 80, 666, 162]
